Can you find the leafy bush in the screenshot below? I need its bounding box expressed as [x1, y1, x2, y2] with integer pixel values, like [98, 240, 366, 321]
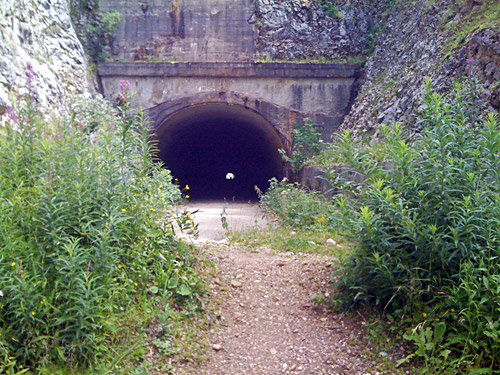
[260, 178, 332, 229]
[70, 0, 121, 62]
[316, 0, 343, 19]
[331, 78, 500, 370]
[0, 73, 200, 371]
[280, 120, 323, 173]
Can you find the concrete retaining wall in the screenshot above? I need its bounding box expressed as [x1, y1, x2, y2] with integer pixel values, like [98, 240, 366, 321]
[100, 0, 257, 62]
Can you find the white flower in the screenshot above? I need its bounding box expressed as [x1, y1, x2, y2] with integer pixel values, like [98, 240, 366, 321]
[0, 290, 3, 297]
[226, 172, 235, 180]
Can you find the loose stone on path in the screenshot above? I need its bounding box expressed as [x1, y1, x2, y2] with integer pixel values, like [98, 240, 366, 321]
[175, 242, 387, 375]
[174, 202, 403, 375]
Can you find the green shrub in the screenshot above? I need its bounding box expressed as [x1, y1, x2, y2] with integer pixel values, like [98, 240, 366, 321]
[316, 0, 343, 19]
[260, 178, 332, 229]
[280, 120, 323, 173]
[0, 74, 200, 371]
[331, 78, 500, 370]
[70, 0, 121, 62]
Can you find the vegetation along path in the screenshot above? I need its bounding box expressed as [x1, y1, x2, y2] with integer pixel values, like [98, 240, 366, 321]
[176, 202, 403, 375]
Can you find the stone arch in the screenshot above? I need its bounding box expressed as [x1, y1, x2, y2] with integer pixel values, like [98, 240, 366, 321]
[147, 92, 297, 200]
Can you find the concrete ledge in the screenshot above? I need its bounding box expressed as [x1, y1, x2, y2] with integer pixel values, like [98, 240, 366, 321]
[98, 61, 361, 79]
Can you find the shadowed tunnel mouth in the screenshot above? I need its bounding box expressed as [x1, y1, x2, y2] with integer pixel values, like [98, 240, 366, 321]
[155, 103, 285, 201]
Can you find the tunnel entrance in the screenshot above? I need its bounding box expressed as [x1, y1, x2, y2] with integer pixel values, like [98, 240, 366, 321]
[155, 103, 285, 201]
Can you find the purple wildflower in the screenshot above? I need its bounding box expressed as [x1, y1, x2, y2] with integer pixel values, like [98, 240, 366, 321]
[465, 57, 475, 71]
[108, 123, 116, 130]
[4, 107, 18, 122]
[25, 64, 35, 84]
[119, 80, 131, 91]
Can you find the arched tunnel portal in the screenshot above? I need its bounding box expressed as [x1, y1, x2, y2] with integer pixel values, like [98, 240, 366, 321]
[154, 102, 286, 201]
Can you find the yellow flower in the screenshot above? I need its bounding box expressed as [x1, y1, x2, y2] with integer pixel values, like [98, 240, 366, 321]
[31, 312, 35, 316]
[9, 278, 12, 282]
[105, 222, 109, 226]
[132, 262, 135, 265]
[422, 313, 427, 318]
[118, 264, 123, 269]
[150, 208, 156, 212]
[102, 214, 106, 217]
[40, 301, 44, 305]
[122, 208, 127, 212]
[46, 245, 50, 249]
[134, 282, 138, 287]
[185, 185, 190, 190]
[186, 195, 190, 199]
[11, 262, 15, 267]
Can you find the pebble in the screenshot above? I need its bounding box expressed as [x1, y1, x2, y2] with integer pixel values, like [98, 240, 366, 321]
[326, 238, 337, 245]
[191, 234, 402, 374]
[231, 280, 243, 288]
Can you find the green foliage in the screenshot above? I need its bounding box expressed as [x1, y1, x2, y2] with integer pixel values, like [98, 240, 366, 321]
[260, 178, 332, 229]
[316, 0, 343, 19]
[228, 226, 348, 256]
[220, 203, 229, 231]
[442, 0, 500, 59]
[330, 78, 500, 371]
[0, 78, 202, 372]
[70, 0, 121, 62]
[280, 120, 323, 173]
[85, 10, 121, 62]
[399, 322, 451, 372]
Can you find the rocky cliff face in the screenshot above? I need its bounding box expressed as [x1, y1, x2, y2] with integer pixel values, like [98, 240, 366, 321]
[341, 0, 500, 135]
[253, 0, 499, 134]
[253, 0, 388, 63]
[0, 0, 88, 115]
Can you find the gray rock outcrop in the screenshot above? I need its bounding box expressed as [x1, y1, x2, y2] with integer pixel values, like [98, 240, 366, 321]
[0, 0, 88, 115]
[253, 0, 389, 62]
[341, 0, 500, 135]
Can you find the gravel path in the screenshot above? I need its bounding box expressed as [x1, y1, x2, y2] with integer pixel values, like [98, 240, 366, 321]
[175, 203, 401, 375]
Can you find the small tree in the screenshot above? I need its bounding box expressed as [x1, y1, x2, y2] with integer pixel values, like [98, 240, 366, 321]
[280, 120, 323, 174]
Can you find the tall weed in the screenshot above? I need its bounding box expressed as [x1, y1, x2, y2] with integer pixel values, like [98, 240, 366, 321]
[0, 74, 200, 371]
[332, 78, 500, 370]
[260, 178, 333, 229]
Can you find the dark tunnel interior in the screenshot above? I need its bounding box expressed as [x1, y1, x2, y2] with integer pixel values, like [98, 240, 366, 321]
[155, 103, 285, 201]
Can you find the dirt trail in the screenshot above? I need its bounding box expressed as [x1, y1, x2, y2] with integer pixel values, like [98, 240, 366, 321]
[177, 202, 393, 375]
